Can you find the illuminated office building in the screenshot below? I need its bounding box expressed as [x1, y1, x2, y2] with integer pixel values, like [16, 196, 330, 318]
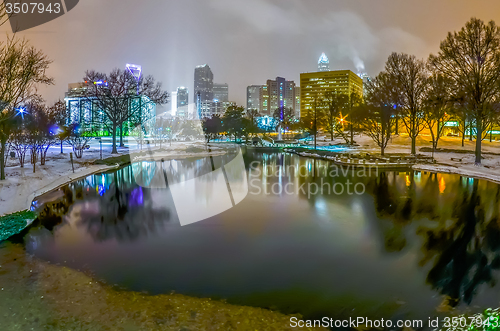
[198, 100, 234, 118]
[65, 83, 156, 135]
[300, 70, 363, 118]
[194, 64, 214, 104]
[177, 87, 189, 108]
[247, 77, 297, 116]
[247, 85, 264, 113]
[295, 86, 301, 118]
[213, 83, 229, 102]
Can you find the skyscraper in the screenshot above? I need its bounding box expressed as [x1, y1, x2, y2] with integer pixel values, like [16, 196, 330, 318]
[247, 85, 264, 112]
[194, 64, 213, 104]
[176, 87, 189, 118]
[177, 87, 189, 108]
[213, 83, 229, 102]
[267, 77, 296, 114]
[318, 52, 330, 72]
[248, 78, 298, 116]
[300, 70, 363, 119]
[294, 86, 301, 118]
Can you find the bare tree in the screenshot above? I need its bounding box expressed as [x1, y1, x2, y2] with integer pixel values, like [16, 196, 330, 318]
[0, 37, 53, 180]
[9, 125, 29, 167]
[27, 101, 58, 165]
[385, 52, 428, 155]
[423, 74, 452, 154]
[322, 91, 348, 142]
[363, 73, 396, 156]
[66, 123, 93, 159]
[0, 1, 14, 28]
[346, 91, 363, 145]
[429, 18, 500, 164]
[82, 69, 169, 154]
[46, 100, 69, 153]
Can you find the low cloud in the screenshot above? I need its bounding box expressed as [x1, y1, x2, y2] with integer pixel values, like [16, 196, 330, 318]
[209, 0, 427, 74]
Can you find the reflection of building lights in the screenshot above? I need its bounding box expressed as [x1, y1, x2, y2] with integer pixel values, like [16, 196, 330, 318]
[130, 187, 144, 206]
[97, 185, 106, 196]
[405, 175, 411, 187]
[439, 176, 446, 194]
[414, 171, 421, 183]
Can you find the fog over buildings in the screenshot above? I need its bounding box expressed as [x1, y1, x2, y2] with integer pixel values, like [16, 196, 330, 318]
[6, 0, 500, 107]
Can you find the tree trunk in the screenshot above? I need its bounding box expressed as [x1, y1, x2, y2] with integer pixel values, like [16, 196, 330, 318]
[112, 124, 118, 154]
[475, 118, 482, 165]
[461, 123, 465, 147]
[0, 140, 6, 180]
[31, 148, 37, 173]
[18, 150, 25, 168]
[120, 123, 124, 147]
[350, 123, 354, 145]
[381, 116, 386, 156]
[60, 139, 63, 153]
[40, 148, 47, 165]
[395, 114, 399, 135]
[411, 136, 416, 155]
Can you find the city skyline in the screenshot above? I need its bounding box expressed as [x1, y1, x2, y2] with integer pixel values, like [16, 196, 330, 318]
[5, 0, 500, 108]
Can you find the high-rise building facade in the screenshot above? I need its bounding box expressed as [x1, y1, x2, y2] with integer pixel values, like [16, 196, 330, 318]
[359, 73, 371, 96]
[248, 77, 297, 116]
[318, 52, 330, 72]
[194, 64, 214, 104]
[65, 83, 156, 134]
[294, 86, 301, 118]
[177, 86, 189, 108]
[247, 85, 264, 113]
[198, 100, 235, 118]
[213, 83, 229, 102]
[177, 87, 189, 108]
[175, 87, 189, 118]
[266, 77, 297, 114]
[300, 70, 363, 118]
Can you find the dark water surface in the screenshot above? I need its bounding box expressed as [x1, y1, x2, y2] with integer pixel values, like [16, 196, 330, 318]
[19, 150, 500, 322]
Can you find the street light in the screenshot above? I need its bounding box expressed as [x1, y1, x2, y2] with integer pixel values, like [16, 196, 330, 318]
[96, 137, 102, 160]
[15, 107, 27, 119]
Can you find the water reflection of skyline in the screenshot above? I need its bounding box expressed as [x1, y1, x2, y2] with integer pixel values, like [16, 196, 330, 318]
[26, 152, 500, 320]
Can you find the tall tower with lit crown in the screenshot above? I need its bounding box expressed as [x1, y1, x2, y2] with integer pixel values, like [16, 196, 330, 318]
[318, 53, 330, 72]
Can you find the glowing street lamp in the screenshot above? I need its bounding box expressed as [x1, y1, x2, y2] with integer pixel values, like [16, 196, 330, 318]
[16, 107, 27, 119]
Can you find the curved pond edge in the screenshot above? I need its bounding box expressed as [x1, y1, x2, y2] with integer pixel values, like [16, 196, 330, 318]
[0, 148, 230, 242]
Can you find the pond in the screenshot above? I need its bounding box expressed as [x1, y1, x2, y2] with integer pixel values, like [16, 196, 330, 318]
[13, 149, 500, 323]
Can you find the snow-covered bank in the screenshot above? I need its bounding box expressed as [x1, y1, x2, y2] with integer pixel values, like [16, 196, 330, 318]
[0, 150, 120, 217]
[300, 133, 500, 184]
[413, 164, 500, 184]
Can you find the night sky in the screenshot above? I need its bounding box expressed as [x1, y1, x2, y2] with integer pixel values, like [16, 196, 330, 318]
[3, 0, 500, 109]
